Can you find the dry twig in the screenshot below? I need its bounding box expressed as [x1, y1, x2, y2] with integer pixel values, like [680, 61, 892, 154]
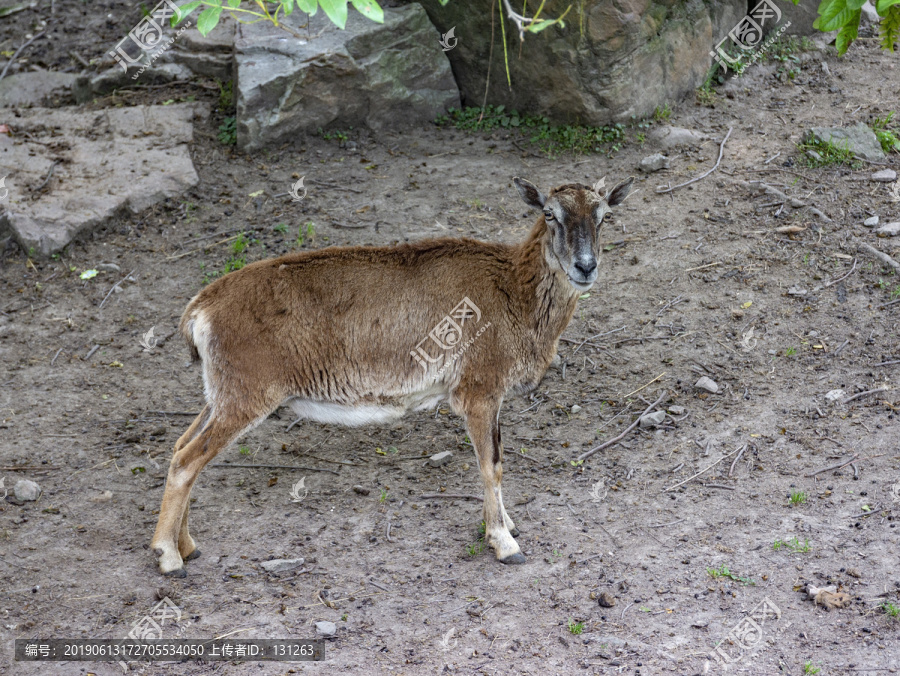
[657, 127, 733, 194]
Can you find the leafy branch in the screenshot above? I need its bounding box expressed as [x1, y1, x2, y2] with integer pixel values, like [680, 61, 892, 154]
[793, 0, 900, 55]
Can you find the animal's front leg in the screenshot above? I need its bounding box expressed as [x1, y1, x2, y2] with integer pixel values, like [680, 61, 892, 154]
[458, 394, 524, 564]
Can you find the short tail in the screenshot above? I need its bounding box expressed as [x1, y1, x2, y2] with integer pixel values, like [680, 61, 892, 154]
[179, 298, 202, 363]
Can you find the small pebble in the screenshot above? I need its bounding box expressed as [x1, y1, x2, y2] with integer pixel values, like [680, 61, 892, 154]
[570, 404, 582, 414]
[825, 389, 845, 404]
[14, 479, 41, 502]
[639, 410, 667, 427]
[315, 621, 337, 637]
[863, 216, 879, 227]
[871, 169, 897, 182]
[638, 153, 670, 173]
[667, 405, 686, 416]
[598, 592, 616, 608]
[260, 558, 305, 573]
[876, 222, 900, 237]
[428, 451, 453, 468]
[695, 376, 719, 393]
[352, 485, 370, 496]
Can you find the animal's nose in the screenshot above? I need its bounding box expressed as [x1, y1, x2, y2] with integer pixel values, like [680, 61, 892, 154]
[574, 259, 597, 277]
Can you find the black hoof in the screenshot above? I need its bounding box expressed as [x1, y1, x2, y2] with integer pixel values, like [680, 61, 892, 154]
[509, 527, 520, 538]
[499, 552, 526, 565]
[163, 568, 187, 578]
[183, 549, 201, 562]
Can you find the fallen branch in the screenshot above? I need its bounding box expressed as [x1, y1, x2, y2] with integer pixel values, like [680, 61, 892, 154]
[823, 257, 857, 288]
[843, 386, 889, 405]
[728, 444, 746, 477]
[32, 160, 60, 196]
[663, 445, 744, 492]
[859, 243, 900, 273]
[420, 493, 483, 501]
[0, 30, 47, 84]
[805, 454, 858, 478]
[210, 463, 339, 475]
[99, 269, 136, 310]
[657, 127, 732, 194]
[577, 391, 667, 462]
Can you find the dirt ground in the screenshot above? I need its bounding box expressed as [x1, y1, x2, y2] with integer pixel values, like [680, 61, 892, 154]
[2, 5, 900, 676]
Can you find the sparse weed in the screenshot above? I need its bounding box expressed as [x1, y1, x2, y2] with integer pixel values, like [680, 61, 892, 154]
[217, 79, 234, 111]
[882, 601, 900, 618]
[872, 111, 900, 154]
[274, 223, 288, 234]
[436, 105, 627, 156]
[379, 488, 389, 504]
[707, 565, 756, 586]
[239, 445, 251, 456]
[789, 490, 808, 506]
[803, 662, 821, 675]
[218, 116, 237, 145]
[785, 346, 797, 357]
[773, 537, 811, 553]
[320, 128, 350, 143]
[567, 618, 585, 635]
[653, 103, 672, 122]
[797, 137, 858, 168]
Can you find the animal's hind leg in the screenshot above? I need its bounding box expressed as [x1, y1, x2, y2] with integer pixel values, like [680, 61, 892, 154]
[174, 404, 210, 453]
[151, 411, 252, 576]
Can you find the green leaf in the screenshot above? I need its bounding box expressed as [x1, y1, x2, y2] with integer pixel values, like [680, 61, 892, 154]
[297, 0, 318, 14]
[845, 0, 867, 8]
[876, 0, 900, 14]
[351, 0, 383, 23]
[197, 5, 223, 36]
[226, 0, 240, 8]
[835, 9, 861, 53]
[172, 0, 202, 26]
[818, 0, 857, 32]
[280, 0, 294, 15]
[319, 0, 348, 28]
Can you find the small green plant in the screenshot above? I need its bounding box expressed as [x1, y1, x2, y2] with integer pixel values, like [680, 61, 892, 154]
[567, 618, 584, 635]
[797, 137, 858, 168]
[551, 549, 564, 559]
[239, 445, 251, 456]
[785, 346, 797, 357]
[882, 601, 900, 619]
[274, 223, 288, 234]
[341, 613, 348, 621]
[223, 256, 245, 273]
[232, 232, 249, 255]
[773, 537, 811, 553]
[466, 540, 485, 556]
[436, 105, 627, 156]
[652, 103, 672, 122]
[873, 111, 900, 153]
[707, 565, 756, 586]
[379, 488, 389, 504]
[217, 78, 234, 111]
[320, 128, 350, 143]
[890, 284, 900, 300]
[789, 490, 808, 506]
[570, 459, 584, 467]
[803, 662, 821, 675]
[218, 116, 237, 145]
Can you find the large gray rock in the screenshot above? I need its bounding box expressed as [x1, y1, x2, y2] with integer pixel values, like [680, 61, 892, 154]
[74, 63, 193, 103]
[806, 124, 886, 162]
[0, 72, 77, 107]
[419, 0, 746, 124]
[235, 4, 459, 151]
[0, 104, 203, 256]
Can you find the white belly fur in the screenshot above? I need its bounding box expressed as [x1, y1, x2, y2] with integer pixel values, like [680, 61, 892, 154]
[287, 385, 449, 427]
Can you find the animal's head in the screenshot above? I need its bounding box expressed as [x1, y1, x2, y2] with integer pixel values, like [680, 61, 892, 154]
[514, 176, 634, 291]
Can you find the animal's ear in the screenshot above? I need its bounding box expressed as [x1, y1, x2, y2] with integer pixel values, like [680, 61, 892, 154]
[513, 177, 546, 209]
[606, 177, 635, 207]
[593, 177, 606, 196]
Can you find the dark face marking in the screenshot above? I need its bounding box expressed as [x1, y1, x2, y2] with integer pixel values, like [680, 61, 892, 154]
[514, 177, 635, 292]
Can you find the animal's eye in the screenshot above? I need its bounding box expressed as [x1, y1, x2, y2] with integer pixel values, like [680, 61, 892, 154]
[543, 211, 555, 221]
